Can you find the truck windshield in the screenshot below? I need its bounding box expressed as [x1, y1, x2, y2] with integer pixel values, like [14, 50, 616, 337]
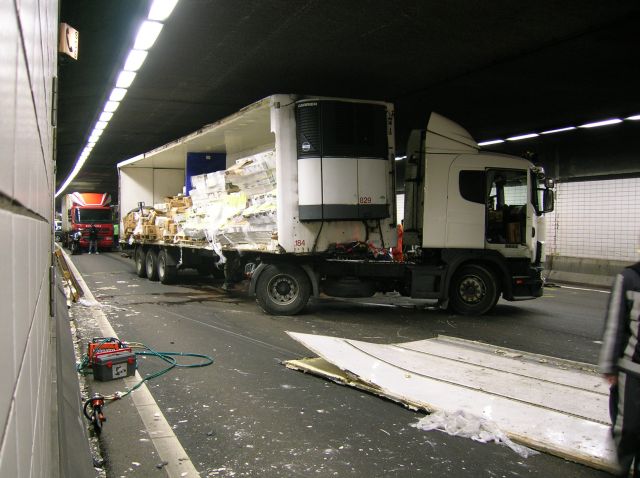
[76, 208, 112, 224]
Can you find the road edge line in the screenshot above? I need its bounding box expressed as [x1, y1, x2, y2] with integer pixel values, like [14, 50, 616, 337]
[59, 248, 201, 478]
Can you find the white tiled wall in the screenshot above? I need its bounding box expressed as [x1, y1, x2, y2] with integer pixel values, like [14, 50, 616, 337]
[546, 177, 640, 261]
[0, 1, 57, 477]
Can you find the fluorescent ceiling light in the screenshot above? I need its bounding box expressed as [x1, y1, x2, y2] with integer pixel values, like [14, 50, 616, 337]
[540, 126, 576, 135]
[395, 156, 406, 161]
[579, 118, 622, 128]
[626, 114, 640, 120]
[94, 121, 108, 131]
[110, 87, 127, 102]
[104, 101, 120, 113]
[99, 112, 113, 122]
[116, 71, 136, 88]
[123, 49, 148, 72]
[91, 128, 104, 138]
[148, 0, 179, 21]
[507, 133, 539, 141]
[133, 21, 163, 50]
[478, 139, 505, 146]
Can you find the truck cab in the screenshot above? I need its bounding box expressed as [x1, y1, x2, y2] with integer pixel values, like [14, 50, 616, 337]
[62, 192, 115, 251]
[403, 113, 555, 313]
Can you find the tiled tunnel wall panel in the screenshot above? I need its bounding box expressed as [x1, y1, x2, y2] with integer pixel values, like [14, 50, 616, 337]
[546, 177, 640, 262]
[0, 1, 57, 477]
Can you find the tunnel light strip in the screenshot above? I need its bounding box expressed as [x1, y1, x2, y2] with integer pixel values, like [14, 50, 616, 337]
[579, 118, 622, 128]
[507, 133, 539, 141]
[477, 139, 505, 146]
[476, 114, 638, 149]
[56, 1, 180, 197]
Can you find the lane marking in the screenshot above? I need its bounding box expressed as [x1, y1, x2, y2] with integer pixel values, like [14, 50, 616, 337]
[558, 285, 610, 294]
[162, 308, 301, 356]
[60, 247, 200, 478]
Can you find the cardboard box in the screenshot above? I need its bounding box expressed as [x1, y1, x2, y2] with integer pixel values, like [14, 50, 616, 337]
[506, 223, 521, 244]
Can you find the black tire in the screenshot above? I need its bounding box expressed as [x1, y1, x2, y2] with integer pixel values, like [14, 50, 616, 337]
[449, 264, 499, 316]
[158, 250, 177, 284]
[145, 249, 159, 281]
[255, 264, 311, 316]
[135, 247, 147, 278]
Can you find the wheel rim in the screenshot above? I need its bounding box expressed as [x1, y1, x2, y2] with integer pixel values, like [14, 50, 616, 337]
[267, 274, 298, 305]
[458, 274, 486, 305]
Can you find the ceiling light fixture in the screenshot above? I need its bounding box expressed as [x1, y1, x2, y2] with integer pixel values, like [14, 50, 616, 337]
[109, 87, 128, 102]
[626, 114, 640, 120]
[133, 21, 163, 50]
[103, 101, 120, 113]
[478, 139, 505, 146]
[148, 0, 179, 21]
[507, 133, 539, 141]
[540, 126, 576, 135]
[99, 111, 114, 122]
[94, 121, 108, 131]
[395, 155, 407, 161]
[116, 71, 136, 88]
[123, 49, 148, 71]
[579, 118, 622, 129]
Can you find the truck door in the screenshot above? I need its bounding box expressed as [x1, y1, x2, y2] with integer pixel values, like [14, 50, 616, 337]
[485, 169, 529, 254]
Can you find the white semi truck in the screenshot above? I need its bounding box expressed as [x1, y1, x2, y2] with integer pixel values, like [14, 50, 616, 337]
[118, 94, 554, 315]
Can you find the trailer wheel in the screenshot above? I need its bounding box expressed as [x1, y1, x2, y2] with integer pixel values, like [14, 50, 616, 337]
[256, 264, 310, 316]
[158, 250, 177, 284]
[145, 249, 159, 281]
[135, 247, 147, 278]
[449, 264, 498, 316]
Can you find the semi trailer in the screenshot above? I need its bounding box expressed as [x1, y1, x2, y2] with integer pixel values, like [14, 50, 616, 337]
[61, 192, 115, 251]
[118, 94, 554, 316]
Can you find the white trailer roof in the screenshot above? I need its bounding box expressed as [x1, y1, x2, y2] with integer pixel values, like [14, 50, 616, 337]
[117, 96, 275, 170]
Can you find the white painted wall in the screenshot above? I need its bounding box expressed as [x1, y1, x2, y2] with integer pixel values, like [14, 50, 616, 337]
[546, 178, 640, 262]
[0, 1, 58, 477]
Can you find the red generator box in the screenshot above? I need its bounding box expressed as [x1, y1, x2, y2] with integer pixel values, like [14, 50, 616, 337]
[92, 348, 136, 381]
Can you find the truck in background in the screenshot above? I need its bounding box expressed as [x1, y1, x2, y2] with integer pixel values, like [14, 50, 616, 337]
[118, 94, 554, 316]
[61, 192, 115, 252]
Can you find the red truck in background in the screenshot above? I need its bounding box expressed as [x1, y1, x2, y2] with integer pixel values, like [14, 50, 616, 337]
[62, 192, 114, 252]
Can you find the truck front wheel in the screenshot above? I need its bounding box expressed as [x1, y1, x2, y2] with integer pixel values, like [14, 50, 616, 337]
[135, 247, 147, 278]
[145, 249, 159, 281]
[449, 264, 499, 316]
[256, 264, 310, 316]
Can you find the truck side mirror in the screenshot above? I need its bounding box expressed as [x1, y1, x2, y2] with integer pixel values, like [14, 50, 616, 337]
[542, 189, 554, 213]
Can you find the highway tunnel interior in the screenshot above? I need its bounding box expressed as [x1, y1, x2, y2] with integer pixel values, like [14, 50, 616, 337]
[4, 2, 640, 476]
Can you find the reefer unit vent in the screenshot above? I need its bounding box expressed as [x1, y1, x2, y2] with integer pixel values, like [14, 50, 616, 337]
[296, 100, 390, 221]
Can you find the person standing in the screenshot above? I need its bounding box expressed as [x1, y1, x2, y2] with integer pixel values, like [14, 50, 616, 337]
[88, 223, 99, 254]
[600, 261, 640, 477]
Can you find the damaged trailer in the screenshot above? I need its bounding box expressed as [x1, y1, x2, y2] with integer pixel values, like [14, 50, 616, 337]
[118, 94, 554, 316]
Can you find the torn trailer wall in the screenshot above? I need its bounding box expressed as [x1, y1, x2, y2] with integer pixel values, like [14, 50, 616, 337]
[285, 333, 617, 473]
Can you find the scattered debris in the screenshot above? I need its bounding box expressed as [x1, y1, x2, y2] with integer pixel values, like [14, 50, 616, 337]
[412, 410, 538, 458]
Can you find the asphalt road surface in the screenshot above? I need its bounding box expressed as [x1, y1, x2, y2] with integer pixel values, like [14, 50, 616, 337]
[71, 251, 613, 477]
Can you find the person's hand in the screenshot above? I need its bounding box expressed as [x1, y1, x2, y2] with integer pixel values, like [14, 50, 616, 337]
[604, 373, 618, 386]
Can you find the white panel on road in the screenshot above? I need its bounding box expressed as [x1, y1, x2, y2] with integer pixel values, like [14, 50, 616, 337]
[285, 332, 617, 472]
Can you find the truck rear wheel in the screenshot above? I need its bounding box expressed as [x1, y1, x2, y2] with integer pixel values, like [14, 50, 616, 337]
[135, 247, 147, 278]
[449, 264, 499, 316]
[158, 250, 177, 284]
[256, 264, 310, 316]
[145, 249, 159, 281]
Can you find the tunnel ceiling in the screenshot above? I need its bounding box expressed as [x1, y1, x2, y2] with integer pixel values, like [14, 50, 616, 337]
[56, 0, 640, 199]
